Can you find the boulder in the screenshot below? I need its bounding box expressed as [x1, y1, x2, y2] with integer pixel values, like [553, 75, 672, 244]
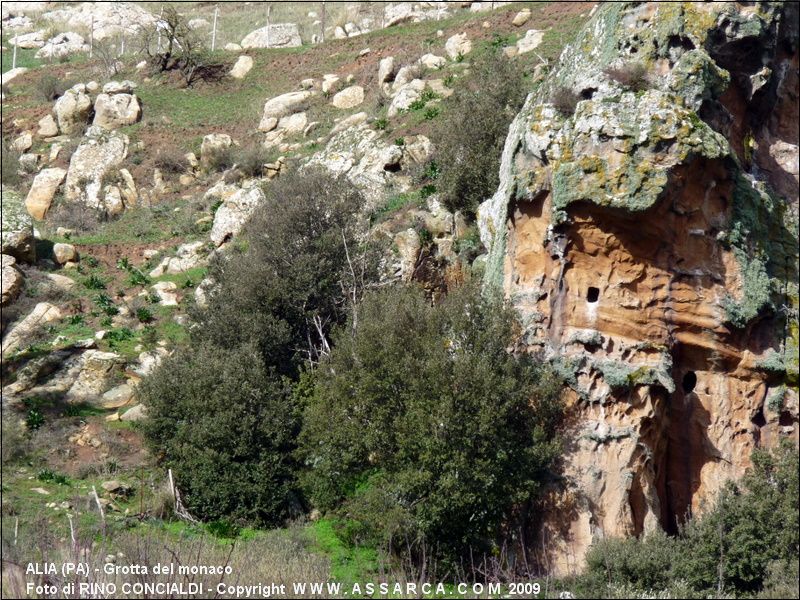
[52, 242, 78, 264]
[445, 32, 472, 60]
[394, 229, 421, 282]
[25, 167, 66, 220]
[1, 189, 35, 263]
[151, 281, 178, 306]
[322, 73, 340, 93]
[331, 85, 365, 109]
[516, 29, 544, 55]
[513, 9, 532, 26]
[1, 302, 61, 354]
[102, 80, 137, 94]
[418, 53, 446, 69]
[241, 23, 302, 49]
[210, 185, 266, 246]
[66, 350, 125, 400]
[1, 254, 23, 306]
[101, 384, 134, 408]
[230, 55, 253, 79]
[188, 18, 210, 30]
[120, 403, 148, 422]
[276, 112, 307, 135]
[9, 30, 44, 49]
[258, 91, 314, 131]
[39, 3, 156, 41]
[53, 87, 92, 135]
[1, 67, 29, 86]
[387, 79, 425, 117]
[378, 56, 396, 84]
[35, 31, 88, 59]
[392, 65, 420, 89]
[64, 127, 129, 211]
[92, 93, 141, 129]
[224, 43, 242, 52]
[148, 241, 207, 277]
[11, 132, 32, 153]
[37, 114, 59, 137]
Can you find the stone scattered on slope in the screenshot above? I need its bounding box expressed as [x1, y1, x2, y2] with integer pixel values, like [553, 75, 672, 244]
[65, 127, 129, 212]
[331, 85, 365, 109]
[53, 85, 92, 135]
[230, 55, 253, 79]
[1, 302, 61, 354]
[151, 281, 178, 306]
[1, 67, 28, 86]
[41, 3, 157, 41]
[25, 167, 66, 220]
[200, 133, 233, 166]
[67, 350, 125, 401]
[1, 254, 23, 306]
[516, 29, 544, 55]
[418, 53, 446, 69]
[93, 87, 142, 130]
[445, 32, 472, 60]
[241, 23, 302, 49]
[378, 56, 396, 84]
[35, 32, 88, 59]
[148, 241, 207, 277]
[9, 30, 44, 48]
[1, 189, 35, 263]
[37, 114, 58, 137]
[258, 91, 314, 131]
[52, 243, 78, 265]
[210, 185, 266, 246]
[512, 9, 532, 26]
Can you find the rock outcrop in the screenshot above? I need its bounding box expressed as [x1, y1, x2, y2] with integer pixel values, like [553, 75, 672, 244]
[478, 1, 799, 575]
[241, 23, 302, 49]
[65, 127, 129, 212]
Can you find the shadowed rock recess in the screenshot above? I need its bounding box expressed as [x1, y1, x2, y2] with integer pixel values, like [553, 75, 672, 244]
[478, 1, 799, 574]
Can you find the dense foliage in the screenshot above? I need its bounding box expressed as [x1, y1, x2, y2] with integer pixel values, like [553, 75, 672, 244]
[141, 169, 375, 524]
[578, 441, 799, 598]
[300, 285, 564, 563]
[432, 49, 527, 216]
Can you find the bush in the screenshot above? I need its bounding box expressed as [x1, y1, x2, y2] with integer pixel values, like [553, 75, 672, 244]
[1, 139, 21, 185]
[300, 285, 563, 565]
[139, 343, 302, 526]
[234, 145, 269, 179]
[578, 441, 799, 597]
[604, 62, 650, 92]
[432, 49, 527, 216]
[193, 167, 377, 375]
[550, 85, 580, 116]
[154, 148, 189, 175]
[142, 168, 376, 526]
[36, 74, 72, 101]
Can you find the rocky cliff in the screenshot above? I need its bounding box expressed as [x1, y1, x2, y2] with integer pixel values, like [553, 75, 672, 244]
[478, 1, 799, 574]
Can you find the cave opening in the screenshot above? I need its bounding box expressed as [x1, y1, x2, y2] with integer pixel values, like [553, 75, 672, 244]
[682, 371, 697, 393]
[586, 286, 600, 303]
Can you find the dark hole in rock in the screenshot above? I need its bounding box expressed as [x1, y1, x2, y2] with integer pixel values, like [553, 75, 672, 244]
[587, 286, 600, 303]
[682, 371, 697, 394]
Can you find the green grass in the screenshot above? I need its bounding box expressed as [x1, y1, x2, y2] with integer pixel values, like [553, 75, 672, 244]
[308, 519, 378, 585]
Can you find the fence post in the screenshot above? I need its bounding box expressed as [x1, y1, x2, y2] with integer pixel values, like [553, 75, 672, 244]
[211, 5, 219, 51]
[157, 7, 163, 52]
[89, 15, 94, 58]
[266, 3, 272, 47]
[12, 42, 17, 69]
[320, 1, 326, 43]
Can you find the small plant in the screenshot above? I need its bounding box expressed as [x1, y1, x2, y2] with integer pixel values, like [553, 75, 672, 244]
[83, 274, 106, 290]
[36, 75, 71, 101]
[394, 137, 405, 147]
[67, 314, 85, 326]
[94, 293, 119, 316]
[84, 256, 99, 268]
[26, 409, 45, 431]
[374, 118, 388, 131]
[423, 106, 440, 120]
[37, 469, 70, 485]
[604, 62, 650, 92]
[550, 86, 581, 116]
[106, 327, 135, 350]
[136, 307, 154, 323]
[147, 291, 161, 304]
[420, 184, 437, 199]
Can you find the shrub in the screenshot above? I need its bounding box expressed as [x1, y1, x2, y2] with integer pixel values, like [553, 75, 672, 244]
[139, 343, 302, 526]
[206, 145, 235, 172]
[47, 200, 101, 234]
[136, 307, 154, 323]
[432, 49, 527, 216]
[604, 62, 650, 92]
[234, 145, 269, 179]
[36, 74, 72, 101]
[550, 85, 580, 115]
[154, 148, 189, 175]
[1, 139, 21, 185]
[84, 275, 107, 290]
[300, 285, 563, 565]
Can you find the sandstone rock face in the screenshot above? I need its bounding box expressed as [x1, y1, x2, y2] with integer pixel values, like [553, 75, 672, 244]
[149, 241, 207, 277]
[478, 1, 799, 575]
[241, 23, 301, 49]
[65, 127, 129, 212]
[25, 167, 66, 220]
[54, 86, 93, 135]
